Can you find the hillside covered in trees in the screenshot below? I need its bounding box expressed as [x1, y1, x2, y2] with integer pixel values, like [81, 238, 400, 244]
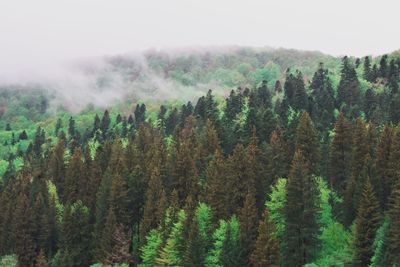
[0, 48, 400, 266]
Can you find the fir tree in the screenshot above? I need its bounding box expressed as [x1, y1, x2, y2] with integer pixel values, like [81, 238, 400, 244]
[250, 209, 280, 267]
[386, 179, 400, 266]
[329, 113, 352, 194]
[283, 150, 319, 267]
[239, 191, 258, 266]
[295, 112, 320, 176]
[353, 179, 382, 267]
[344, 118, 369, 226]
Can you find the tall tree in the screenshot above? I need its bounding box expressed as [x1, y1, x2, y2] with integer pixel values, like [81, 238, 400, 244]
[353, 179, 381, 267]
[337, 56, 360, 109]
[250, 209, 280, 267]
[329, 113, 352, 194]
[283, 150, 319, 267]
[239, 191, 258, 266]
[295, 112, 320, 176]
[344, 118, 369, 226]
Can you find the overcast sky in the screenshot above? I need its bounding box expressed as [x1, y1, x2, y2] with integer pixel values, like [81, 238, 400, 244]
[0, 0, 399, 76]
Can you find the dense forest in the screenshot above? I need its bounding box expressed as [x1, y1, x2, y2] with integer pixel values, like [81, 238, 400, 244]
[0, 48, 400, 266]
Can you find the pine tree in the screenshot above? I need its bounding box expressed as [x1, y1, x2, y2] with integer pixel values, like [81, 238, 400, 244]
[250, 209, 280, 267]
[353, 179, 382, 267]
[329, 113, 352, 194]
[283, 150, 319, 267]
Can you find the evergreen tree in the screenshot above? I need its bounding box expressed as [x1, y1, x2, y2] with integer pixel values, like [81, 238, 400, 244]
[337, 56, 360, 108]
[353, 179, 381, 267]
[283, 150, 319, 267]
[363, 56, 372, 81]
[13, 193, 37, 267]
[239, 191, 258, 266]
[141, 165, 167, 240]
[157, 210, 187, 266]
[60, 201, 91, 266]
[387, 178, 400, 266]
[35, 249, 49, 267]
[250, 209, 280, 267]
[295, 112, 320, 175]
[266, 126, 291, 189]
[376, 125, 394, 208]
[344, 118, 369, 226]
[329, 113, 352, 194]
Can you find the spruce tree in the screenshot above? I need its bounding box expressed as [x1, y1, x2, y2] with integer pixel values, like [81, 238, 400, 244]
[283, 150, 319, 267]
[329, 113, 352, 194]
[250, 209, 280, 267]
[141, 165, 167, 241]
[375, 125, 394, 208]
[337, 56, 360, 109]
[266, 126, 291, 189]
[344, 117, 369, 226]
[239, 191, 258, 266]
[60, 201, 91, 266]
[387, 179, 400, 266]
[353, 179, 382, 267]
[295, 112, 320, 176]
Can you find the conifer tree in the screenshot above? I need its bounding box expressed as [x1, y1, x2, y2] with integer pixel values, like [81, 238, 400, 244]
[344, 118, 369, 226]
[353, 179, 381, 267]
[387, 179, 400, 266]
[337, 56, 360, 108]
[13, 193, 37, 267]
[363, 56, 372, 81]
[157, 209, 187, 266]
[375, 125, 394, 208]
[310, 63, 335, 130]
[266, 126, 291, 189]
[60, 201, 91, 266]
[141, 165, 167, 241]
[295, 112, 320, 176]
[35, 249, 49, 267]
[329, 113, 352, 194]
[239, 191, 258, 266]
[139, 229, 163, 267]
[283, 150, 319, 267]
[63, 148, 84, 203]
[250, 209, 280, 267]
[220, 215, 242, 267]
[206, 148, 230, 220]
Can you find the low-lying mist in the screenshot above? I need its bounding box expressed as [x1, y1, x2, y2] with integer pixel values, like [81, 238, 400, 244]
[0, 48, 234, 113]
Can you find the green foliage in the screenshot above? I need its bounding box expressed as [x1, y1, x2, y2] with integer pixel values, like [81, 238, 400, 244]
[157, 209, 187, 266]
[370, 216, 389, 267]
[205, 220, 227, 267]
[139, 229, 163, 267]
[266, 178, 287, 237]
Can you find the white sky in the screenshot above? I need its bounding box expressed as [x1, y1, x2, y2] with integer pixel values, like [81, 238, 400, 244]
[0, 0, 399, 75]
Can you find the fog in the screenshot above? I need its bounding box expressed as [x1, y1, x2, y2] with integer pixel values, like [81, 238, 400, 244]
[0, 0, 399, 111]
